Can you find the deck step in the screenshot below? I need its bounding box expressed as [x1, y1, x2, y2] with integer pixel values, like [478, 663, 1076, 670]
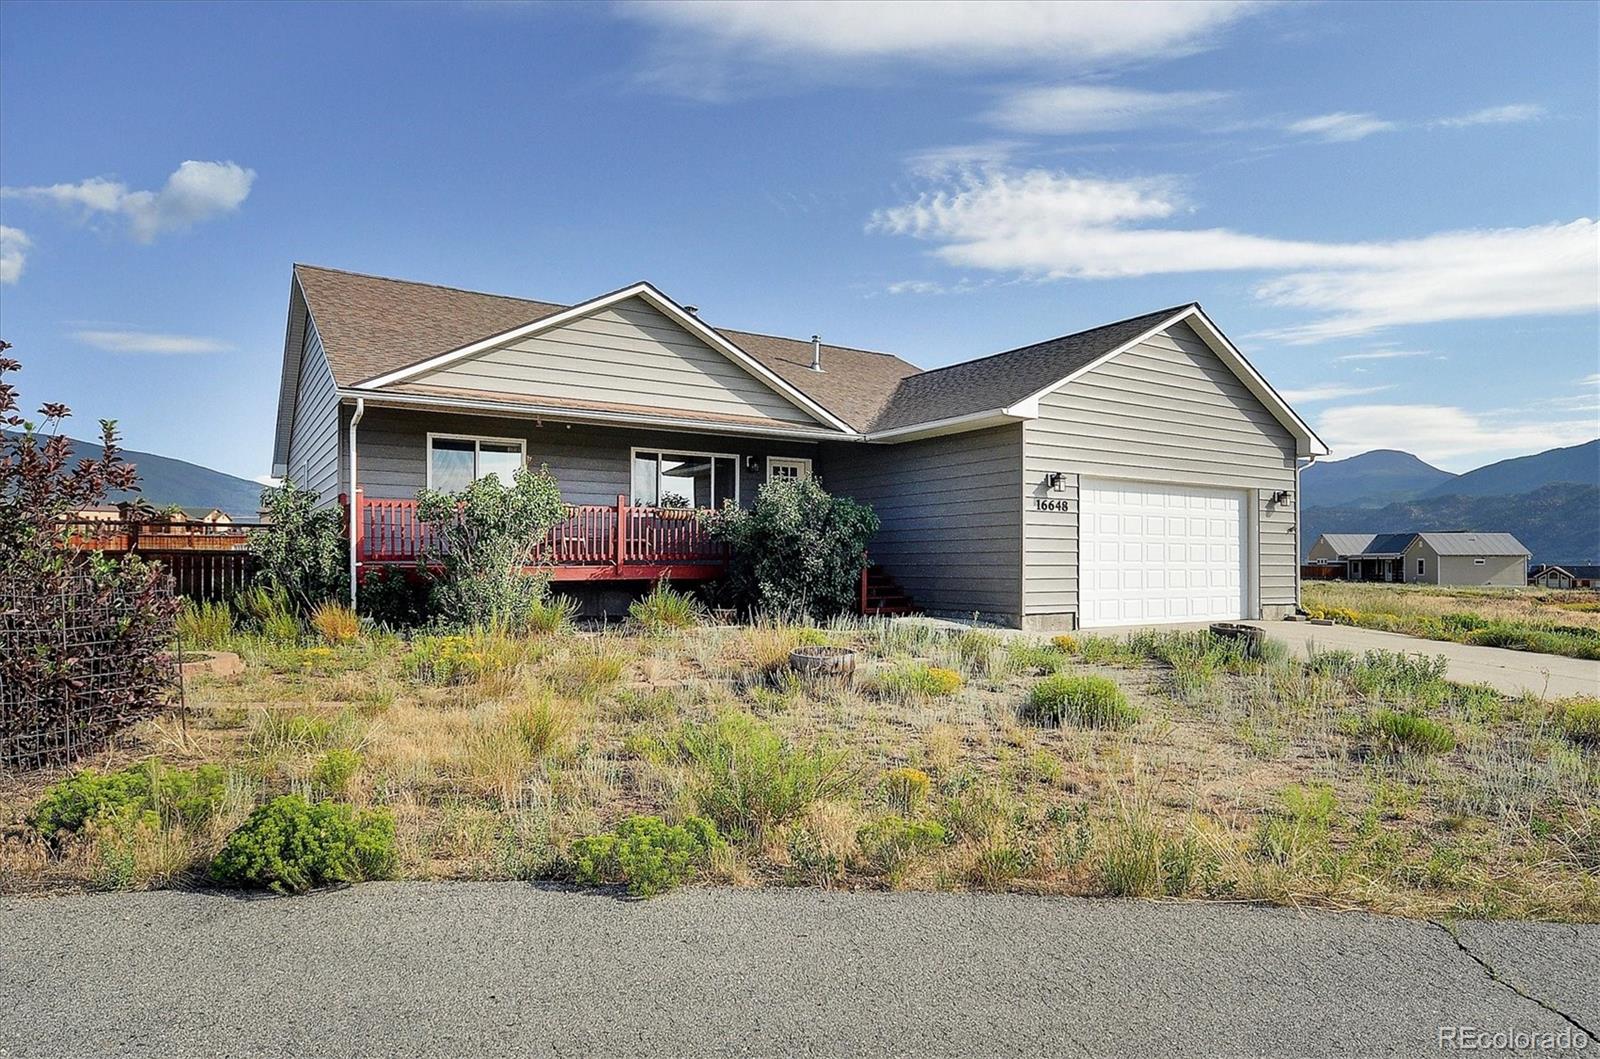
[860, 564, 920, 618]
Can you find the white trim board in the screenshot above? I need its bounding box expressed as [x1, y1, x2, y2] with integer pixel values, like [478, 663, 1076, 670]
[352, 281, 857, 435]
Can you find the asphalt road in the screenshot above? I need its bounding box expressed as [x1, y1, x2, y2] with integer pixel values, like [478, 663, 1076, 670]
[2, 885, 1595, 1058]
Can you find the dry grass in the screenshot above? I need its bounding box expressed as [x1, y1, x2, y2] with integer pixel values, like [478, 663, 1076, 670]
[2, 619, 1596, 921]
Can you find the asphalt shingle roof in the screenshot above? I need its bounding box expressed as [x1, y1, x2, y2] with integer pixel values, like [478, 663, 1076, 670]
[292, 265, 1199, 436]
[1348, 531, 1530, 557]
[1318, 533, 1377, 556]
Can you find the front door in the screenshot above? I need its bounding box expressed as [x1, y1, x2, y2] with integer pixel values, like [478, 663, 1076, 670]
[767, 457, 813, 483]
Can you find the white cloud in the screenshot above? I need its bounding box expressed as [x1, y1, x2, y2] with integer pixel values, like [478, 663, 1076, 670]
[868, 166, 1599, 340]
[987, 85, 1230, 135]
[1435, 103, 1546, 128]
[74, 330, 233, 355]
[1333, 349, 1432, 362]
[0, 226, 29, 284]
[905, 141, 1023, 178]
[1286, 112, 1399, 142]
[1279, 384, 1393, 403]
[1316, 403, 1600, 469]
[2, 160, 255, 243]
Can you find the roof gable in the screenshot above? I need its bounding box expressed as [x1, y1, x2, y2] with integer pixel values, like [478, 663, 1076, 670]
[1318, 533, 1377, 555]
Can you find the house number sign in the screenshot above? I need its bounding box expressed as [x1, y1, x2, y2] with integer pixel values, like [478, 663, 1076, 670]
[1032, 498, 1072, 513]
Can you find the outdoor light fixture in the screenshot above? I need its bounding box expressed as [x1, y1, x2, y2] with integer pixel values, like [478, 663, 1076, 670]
[1046, 472, 1065, 491]
[745, 455, 760, 472]
[1271, 489, 1291, 504]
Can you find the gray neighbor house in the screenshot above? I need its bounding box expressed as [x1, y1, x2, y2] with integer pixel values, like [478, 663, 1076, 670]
[1307, 532, 1531, 587]
[272, 265, 1329, 630]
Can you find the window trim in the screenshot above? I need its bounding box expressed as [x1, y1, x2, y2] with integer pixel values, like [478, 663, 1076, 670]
[630, 446, 741, 509]
[1417, 557, 1426, 576]
[766, 456, 814, 482]
[425, 432, 527, 490]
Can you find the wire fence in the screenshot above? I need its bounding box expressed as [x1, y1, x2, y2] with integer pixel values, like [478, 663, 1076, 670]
[0, 574, 181, 772]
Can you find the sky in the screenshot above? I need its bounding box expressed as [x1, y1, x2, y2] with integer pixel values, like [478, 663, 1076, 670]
[0, 0, 1596, 481]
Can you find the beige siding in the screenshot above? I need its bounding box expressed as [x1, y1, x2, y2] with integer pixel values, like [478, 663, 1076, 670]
[820, 427, 1024, 624]
[285, 322, 343, 506]
[350, 407, 814, 507]
[413, 297, 820, 426]
[1022, 321, 1300, 625]
[1408, 541, 1526, 587]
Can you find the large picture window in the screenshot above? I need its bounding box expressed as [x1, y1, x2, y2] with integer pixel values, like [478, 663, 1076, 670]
[427, 434, 526, 492]
[631, 449, 737, 509]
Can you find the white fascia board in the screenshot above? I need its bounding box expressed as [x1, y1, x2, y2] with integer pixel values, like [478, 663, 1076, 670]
[999, 305, 1330, 457]
[350, 281, 857, 435]
[864, 408, 1029, 443]
[339, 389, 853, 443]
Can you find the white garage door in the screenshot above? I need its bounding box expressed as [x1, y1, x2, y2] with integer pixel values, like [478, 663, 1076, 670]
[1079, 478, 1248, 628]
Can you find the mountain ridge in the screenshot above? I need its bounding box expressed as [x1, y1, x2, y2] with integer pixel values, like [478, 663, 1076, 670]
[5, 432, 263, 517]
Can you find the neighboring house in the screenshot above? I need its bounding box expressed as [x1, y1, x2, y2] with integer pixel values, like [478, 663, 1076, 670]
[1308, 531, 1530, 586]
[1530, 564, 1600, 589]
[272, 265, 1328, 629]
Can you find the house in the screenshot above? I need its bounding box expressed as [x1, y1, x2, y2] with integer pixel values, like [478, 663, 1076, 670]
[1307, 531, 1530, 586]
[272, 265, 1328, 629]
[1530, 564, 1600, 589]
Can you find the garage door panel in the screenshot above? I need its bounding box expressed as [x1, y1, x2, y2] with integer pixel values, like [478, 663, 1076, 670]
[1080, 478, 1249, 628]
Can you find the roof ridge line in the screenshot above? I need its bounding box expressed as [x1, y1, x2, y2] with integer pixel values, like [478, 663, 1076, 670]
[295, 263, 566, 307]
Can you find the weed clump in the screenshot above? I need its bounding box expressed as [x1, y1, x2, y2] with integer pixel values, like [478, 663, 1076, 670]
[880, 766, 931, 815]
[627, 580, 704, 633]
[177, 600, 234, 649]
[873, 662, 963, 701]
[210, 794, 396, 894]
[311, 602, 360, 646]
[1369, 709, 1456, 756]
[1556, 698, 1600, 747]
[570, 814, 722, 897]
[526, 595, 579, 635]
[1021, 674, 1139, 730]
[32, 761, 228, 839]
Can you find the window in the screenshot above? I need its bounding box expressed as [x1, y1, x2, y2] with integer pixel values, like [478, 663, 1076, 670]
[1474, 558, 1486, 565]
[427, 434, 526, 491]
[631, 449, 737, 509]
[767, 457, 813, 483]
[1417, 558, 1426, 576]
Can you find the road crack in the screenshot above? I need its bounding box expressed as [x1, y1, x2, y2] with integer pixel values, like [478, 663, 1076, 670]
[1429, 918, 1596, 1038]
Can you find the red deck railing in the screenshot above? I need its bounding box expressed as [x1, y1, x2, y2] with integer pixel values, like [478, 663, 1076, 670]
[352, 492, 728, 582]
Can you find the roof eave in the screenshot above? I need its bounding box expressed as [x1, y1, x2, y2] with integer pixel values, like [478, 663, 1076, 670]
[865, 408, 1031, 443]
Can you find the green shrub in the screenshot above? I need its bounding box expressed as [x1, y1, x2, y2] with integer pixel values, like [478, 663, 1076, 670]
[209, 795, 396, 894]
[951, 629, 999, 675]
[248, 478, 348, 611]
[237, 586, 301, 644]
[1257, 784, 1339, 870]
[403, 626, 525, 685]
[627, 579, 704, 632]
[1021, 674, 1139, 730]
[177, 600, 234, 649]
[703, 476, 879, 620]
[1369, 709, 1456, 756]
[526, 594, 579, 635]
[415, 464, 566, 628]
[1005, 641, 1069, 676]
[311, 601, 360, 645]
[32, 761, 227, 838]
[880, 766, 931, 815]
[356, 565, 429, 629]
[312, 748, 362, 797]
[676, 712, 856, 843]
[569, 814, 722, 897]
[873, 662, 964, 701]
[857, 816, 947, 880]
[1556, 698, 1600, 747]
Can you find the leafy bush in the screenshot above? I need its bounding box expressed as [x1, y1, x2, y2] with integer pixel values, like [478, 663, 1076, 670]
[249, 478, 348, 611]
[703, 476, 879, 620]
[627, 579, 704, 633]
[311, 601, 360, 645]
[1021, 674, 1139, 730]
[32, 761, 227, 838]
[873, 662, 964, 701]
[1555, 698, 1600, 747]
[209, 795, 396, 894]
[526, 594, 579, 635]
[177, 600, 234, 649]
[1369, 709, 1456, 756]
[880, 766, 931, 815]
[676, 712, 856, 844]
[0, 348, 181, 769]
[415, 465, 566, 628]
[856, 815, 947, 880]
[569, 814, 722, 897]
[356, 565, 429, 629]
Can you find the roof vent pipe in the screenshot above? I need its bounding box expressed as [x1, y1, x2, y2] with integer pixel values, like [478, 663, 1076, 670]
[684, 305, 698, 316]
[810, 335, 823, 372]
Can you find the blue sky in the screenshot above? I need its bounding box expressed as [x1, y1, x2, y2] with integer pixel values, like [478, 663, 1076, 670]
[1, 0, 1595, 480]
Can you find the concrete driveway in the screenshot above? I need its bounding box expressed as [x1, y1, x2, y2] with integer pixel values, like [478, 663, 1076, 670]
[1, 885, 1595, 1059]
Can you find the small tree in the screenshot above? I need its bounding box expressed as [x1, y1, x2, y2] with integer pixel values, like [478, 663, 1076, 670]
[415, 465, 565, 627]
[0, 343, 180, 770]
[704, 477, 879, 620]
[249, 478, 348, 611]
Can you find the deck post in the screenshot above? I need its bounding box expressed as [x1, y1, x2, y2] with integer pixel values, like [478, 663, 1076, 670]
[615, 493, 628, 572]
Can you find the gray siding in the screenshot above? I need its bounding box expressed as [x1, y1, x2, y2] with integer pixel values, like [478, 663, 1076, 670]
[284, 321, 343, 506]
[1407, 541, 1526, 587]
[1021, 321, 1300, 626]
[350, 407, 814, 506]
[414, 297, 820, 426]
[820, 426, 1023, 624]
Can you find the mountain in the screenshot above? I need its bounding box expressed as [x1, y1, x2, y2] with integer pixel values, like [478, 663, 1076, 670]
[1302, 483, 1600, 565]
[8, 433, 264, 517]
[1302, 449, 1456, 508]
[1421, 438, 1600, 499]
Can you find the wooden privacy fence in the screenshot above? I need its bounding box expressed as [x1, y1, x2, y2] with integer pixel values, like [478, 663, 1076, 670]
[59, 520, 261, 601]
